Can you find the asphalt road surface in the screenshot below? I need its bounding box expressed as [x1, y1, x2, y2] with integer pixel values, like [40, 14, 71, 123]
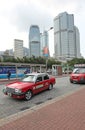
[0, 76, 84, 119]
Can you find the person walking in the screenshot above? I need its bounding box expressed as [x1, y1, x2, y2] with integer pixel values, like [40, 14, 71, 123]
[7, 70, 11, 80]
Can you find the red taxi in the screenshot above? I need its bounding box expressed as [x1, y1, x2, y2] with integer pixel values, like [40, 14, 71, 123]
[70, 64, 85, 84]
[3, 73, 56, 100]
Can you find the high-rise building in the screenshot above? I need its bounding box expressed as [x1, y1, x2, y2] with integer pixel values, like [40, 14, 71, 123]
[14, 39, 24, 59]
[4, 49, 14, 56]
[40, 31, 49, 57]
[74, 26, 81, 58]
[54, 12, 81, 60]
[29, 25, 40, 57]
[23, 47, 29, 57]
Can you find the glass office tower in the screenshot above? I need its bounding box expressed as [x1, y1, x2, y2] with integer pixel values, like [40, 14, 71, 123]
[29, 25, 40, 57]
[40, 30, 49, 57]
[54, 12, 81, 60]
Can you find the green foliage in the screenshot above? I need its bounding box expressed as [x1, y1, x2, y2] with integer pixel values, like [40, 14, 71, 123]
[2, 57, 85, 70]
[47, 58, 61, 68]
[67, 58, 85, 67]
[2, 56, 61, 68]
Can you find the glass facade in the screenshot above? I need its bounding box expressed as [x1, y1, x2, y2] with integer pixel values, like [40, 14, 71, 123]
[40, 31, 49, 56]
[29, 25, 40, 57]
[74, 26, 81, 58]
[54, 12, 80, 60]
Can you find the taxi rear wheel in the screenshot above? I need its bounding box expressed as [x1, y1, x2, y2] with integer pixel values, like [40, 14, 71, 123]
[48, 84, 53, 90]
[25, 90, 33, 100]
[70, 79, 73, 83]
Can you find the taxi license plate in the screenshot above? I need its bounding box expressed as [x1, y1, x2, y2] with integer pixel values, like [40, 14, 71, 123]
[8, 93, 12, 97]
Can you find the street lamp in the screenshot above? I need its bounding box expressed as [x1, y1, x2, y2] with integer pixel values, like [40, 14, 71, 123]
[46, 58, 48, 71]
[49, 27, 53, 30]
[45, 27, 53, 72]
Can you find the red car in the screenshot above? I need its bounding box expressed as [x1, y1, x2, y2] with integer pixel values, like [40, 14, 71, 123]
[3, 73, 56, 100]
[70, 68, 85, 83]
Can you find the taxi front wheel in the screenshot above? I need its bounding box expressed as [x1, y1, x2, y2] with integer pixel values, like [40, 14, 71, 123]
[25, 90, 33, 100]
[48, 84, 53, 90]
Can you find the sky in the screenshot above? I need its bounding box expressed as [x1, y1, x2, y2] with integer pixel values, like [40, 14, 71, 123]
[0, 0, 85, 57]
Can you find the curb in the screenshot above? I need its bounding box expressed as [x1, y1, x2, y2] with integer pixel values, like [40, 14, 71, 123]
[0, 78, 20, 85]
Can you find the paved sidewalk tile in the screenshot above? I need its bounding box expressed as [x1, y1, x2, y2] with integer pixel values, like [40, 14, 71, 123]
[0, 87, 85, 130]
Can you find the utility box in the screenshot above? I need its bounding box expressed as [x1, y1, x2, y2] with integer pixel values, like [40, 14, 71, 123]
[52, 65, 62, 76]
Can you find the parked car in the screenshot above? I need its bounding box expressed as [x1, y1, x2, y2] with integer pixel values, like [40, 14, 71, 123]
[63, 70, 72, 74]
[70, 68, 85, 83]
[3, 73, 56, 100]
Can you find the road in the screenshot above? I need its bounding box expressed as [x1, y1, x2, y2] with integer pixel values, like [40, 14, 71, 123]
[0, 76, 84, 119]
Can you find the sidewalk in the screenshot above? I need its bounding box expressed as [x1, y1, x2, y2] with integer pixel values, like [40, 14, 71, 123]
[0, 86, 85, 130]
[0, 78, 19, 84]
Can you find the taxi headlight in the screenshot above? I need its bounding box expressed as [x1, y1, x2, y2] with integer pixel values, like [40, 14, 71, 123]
[15, 89, 22, 93]
[4, 86, 7, 90]
[80, 76, 84, 80]
[3, 86, 7, 93]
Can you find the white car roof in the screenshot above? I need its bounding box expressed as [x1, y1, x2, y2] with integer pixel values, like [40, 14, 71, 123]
[26, 73, 48, 76]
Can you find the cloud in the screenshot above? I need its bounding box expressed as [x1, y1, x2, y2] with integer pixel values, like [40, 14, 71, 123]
[0, 0, 85, 57]
[5, 1, 53, 33]
[7, 0, 85, 31]
[1, 0, 85, 33]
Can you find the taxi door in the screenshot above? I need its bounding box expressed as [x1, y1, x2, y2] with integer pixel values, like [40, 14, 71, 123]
[34, 76, 45, 94]
[43, 74, 50, 89]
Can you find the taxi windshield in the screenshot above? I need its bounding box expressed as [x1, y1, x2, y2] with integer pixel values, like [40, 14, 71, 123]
[73, 68, 85, 74]
[21, 75, 36, 82]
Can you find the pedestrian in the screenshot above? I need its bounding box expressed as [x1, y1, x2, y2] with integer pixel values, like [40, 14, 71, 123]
[7, 70, 11, 80]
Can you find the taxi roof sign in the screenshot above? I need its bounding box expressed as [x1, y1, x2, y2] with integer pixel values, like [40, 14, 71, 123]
[74, 64, 85, 68]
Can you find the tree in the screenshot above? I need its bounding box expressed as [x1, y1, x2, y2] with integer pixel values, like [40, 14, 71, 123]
[67, 58, 85, 67]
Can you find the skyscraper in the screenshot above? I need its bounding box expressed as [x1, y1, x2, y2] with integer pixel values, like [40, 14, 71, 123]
[40, 30, 49, 57]
[14, 39, 24, 59]
[74, 26, 81, 58]
[23, 47, 29, 57]
[29, 25, 40, 57]
[54, 12, 81, 60]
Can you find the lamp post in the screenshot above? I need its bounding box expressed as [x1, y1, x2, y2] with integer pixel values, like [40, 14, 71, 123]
[45, 27, 53, 72]
[46, 58, 48, 71]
